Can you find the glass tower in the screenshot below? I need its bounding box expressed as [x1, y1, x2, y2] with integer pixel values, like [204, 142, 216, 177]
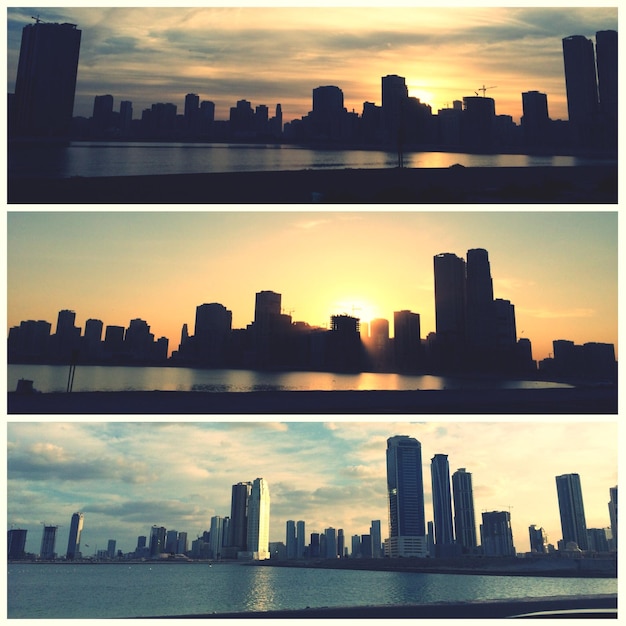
[386, 435, 426, 557]
[66, 512, 84, 560]
[452, 468, 477, 552]
[246, 477, 270, 560]
[556, 473, 589, 550]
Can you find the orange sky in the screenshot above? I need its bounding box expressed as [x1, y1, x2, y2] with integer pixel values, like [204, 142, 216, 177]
[7, 211, 618, 363]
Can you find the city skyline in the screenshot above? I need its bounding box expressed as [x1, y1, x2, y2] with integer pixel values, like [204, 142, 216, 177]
[6, 7, 618, 125]
[7, 421, 617, 557]
[7, 211, 618, 364]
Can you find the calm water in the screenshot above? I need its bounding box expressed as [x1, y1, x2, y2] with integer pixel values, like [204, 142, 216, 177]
[7, 141, 612, 178]
[7, 562, 617, 618]
[7, 364, 571, 394]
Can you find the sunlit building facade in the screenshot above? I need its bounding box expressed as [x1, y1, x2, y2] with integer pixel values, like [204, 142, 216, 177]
[246, 477, 270, 560]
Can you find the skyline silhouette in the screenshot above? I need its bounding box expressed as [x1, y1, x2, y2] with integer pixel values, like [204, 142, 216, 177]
[6, 7, 618, 126]
[7, 421, 617, 559]
[7, 212, 618, 365]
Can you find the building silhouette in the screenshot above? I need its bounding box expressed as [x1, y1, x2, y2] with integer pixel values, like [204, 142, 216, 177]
[393, 310, 422, 372]
[452, 468, 477, 553]
[381, 74, 408, 146]
[608, 486, 617, 552]
[225, 481, 252, 557]
[465, 248, 496, 355]
[431, 454, 456, 557]
[8, 528, 28, 560]
[149, 525, 166, 556]
[12, 20, 81, 138]
[385, 435, 427, 558]
[286, 520, 297, 559]
[556, 473, 588, 551]
[66, 512, 84, 560]
[521, 90, 551, 149]
[480, 511, 516, 556]
[40, 524, 58, 559]
[296, 520, 306, 558]
[528, 524, 549, 554]
[246, 477, 270, 560]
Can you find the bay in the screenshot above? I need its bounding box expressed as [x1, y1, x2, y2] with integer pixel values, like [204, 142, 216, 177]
[7, 562, 617, 619]
[7, 141, 613, 179]
[7, 364, 571, 394]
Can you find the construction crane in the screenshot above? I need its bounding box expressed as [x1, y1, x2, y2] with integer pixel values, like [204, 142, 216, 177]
[31, 15, 47, 23]
[476, 85, 497, 97]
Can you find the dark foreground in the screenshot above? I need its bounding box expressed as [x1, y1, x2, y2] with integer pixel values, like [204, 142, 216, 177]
[7, 164, 617, 203]
[8, 386, 617, 414]
[149, 594, 617, 619]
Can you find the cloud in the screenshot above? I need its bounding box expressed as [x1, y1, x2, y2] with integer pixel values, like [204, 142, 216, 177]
[520, 307, 596, 320]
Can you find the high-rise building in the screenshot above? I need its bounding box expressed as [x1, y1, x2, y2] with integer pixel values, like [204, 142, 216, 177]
[381, 74, 408, 144]
[324, 527, 337, 558]
[8, 529, 28, 560]
[296, 520, 306, 558]
[246, 477, 270, 560]
[66, 512, 84, 560]
[433, 253, 466, 359]
[528, 524, 549, 554]
[521, 90, 550, 148]
[480, 511, 516, 556]
[452, 468, 477, 553]
[608, 486, 617, 552]
[562, 35, 599, 125]
[92, 94, 114, 133]
[209, 516, 226, 559]
[177, 532, 188, 555]
[370, 520, 382, 558]
[165, 529, 179, 554]
[107, 539, 116, 559]
[228, 481, 252, 552]
[493, 298, 517, 348]
[385, 435, 427, 558]
[286, 520, 297, 559]
[431, 454, 455, 557]
[149, 525, 166, 557]
[12, 20, 81, 138]
[311, 85, 345, 140]
[40, 525, 58, 560]
[193, 302, 232, 365]
[556, 473, 589, 551]
[465, 248, 496, 352]
[393, 310, 421, 372]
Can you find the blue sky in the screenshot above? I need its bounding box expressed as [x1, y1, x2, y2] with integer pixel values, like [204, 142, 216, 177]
[7, 420, 617, 556]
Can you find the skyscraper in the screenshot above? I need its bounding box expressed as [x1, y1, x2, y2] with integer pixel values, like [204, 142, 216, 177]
[296, 520, 306, 558]
[246, 477, 270, 560]
[431, 454, 455, 557]
[227, 481, 252, 553]
[556, 473, 589, 550]
[381, 74, 408, 144]
[149, 525, 166, 557]
[528, 524, 548, 554]
[8, 529, 28, 560]
[393, 310, 421, 372]
[608, 486, 617, 551]
[386, 435, 427, 557]
[40, 525, 58, 560]
[66, 512, 84, 560]
[370, 520, 382, 558]
[465, 248, 496, 352]
[193, 302, 232, 365]
[286, 520, 297, 559]
[12, 20, 81, 138]
[595, 29, 618, 149]
[521, 90, 550, 148]
[480, 511, 516, 556]
[452, 468, 477, 553]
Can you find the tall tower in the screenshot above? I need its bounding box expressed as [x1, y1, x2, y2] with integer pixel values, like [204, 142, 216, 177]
[465, 248, 496, 352]
[296, 520, 306, 558]
[193, 302, 232, 365]
[381, 74, 408, 144]
[608, 486, 617, 551]
[8, 529, 28, 560]
[556, 473, 589, 550]
[452, 468, 477, 553]
[227, 481, 252, 552]
[66, 512, 84, 560]
[386, 435, 427, 557]
[431, 454, 455, 557]
[562, 35, 598, 124]
[246, 477, 270, 560]
[286, 520, 297, 559]
[480, 511, 516, 556]
[40, 525, 58, 560]
[12, 20, 81, 138]
[393, 310, 421, 372]
[434, 253, 466, 345]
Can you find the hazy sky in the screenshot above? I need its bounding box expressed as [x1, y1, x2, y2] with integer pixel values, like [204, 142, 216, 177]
[7, 211, 618, 363]
[7, 420, 617, 556]
[6, 6, 619, 124]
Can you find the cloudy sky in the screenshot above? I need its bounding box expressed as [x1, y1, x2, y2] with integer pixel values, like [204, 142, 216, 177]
[7, 420, 617, 556]
[7, 211, 618, 363]
[6, 5, 618, 124]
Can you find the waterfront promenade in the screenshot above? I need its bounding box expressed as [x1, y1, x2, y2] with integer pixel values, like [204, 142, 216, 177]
[8, 164, 617, 203]
[8, 385, 618, 414]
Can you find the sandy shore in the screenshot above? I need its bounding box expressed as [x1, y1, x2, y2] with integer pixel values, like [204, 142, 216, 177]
[7, 386, 617, 414]
[8, 164, 617, 203]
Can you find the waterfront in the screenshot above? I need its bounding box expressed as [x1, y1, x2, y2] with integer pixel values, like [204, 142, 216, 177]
[7, 364, 571, 394]
[7, 141, 611, 179]
[7, 562, 618, 619]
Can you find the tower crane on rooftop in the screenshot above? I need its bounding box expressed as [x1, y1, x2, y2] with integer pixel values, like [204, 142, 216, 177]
[476, 85, 497, 97]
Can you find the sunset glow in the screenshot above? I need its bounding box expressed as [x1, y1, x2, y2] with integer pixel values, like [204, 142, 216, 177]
[7, 211, 617, 364]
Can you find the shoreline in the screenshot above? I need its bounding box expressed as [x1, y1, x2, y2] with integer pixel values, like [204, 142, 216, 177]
[8, 164, 617, 203]
[8, 386, 618, 414]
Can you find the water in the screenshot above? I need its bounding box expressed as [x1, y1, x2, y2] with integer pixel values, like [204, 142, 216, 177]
[8, 141, 612, 179]
[7, 364, 571, 394]
[7, 562, 616, 618]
